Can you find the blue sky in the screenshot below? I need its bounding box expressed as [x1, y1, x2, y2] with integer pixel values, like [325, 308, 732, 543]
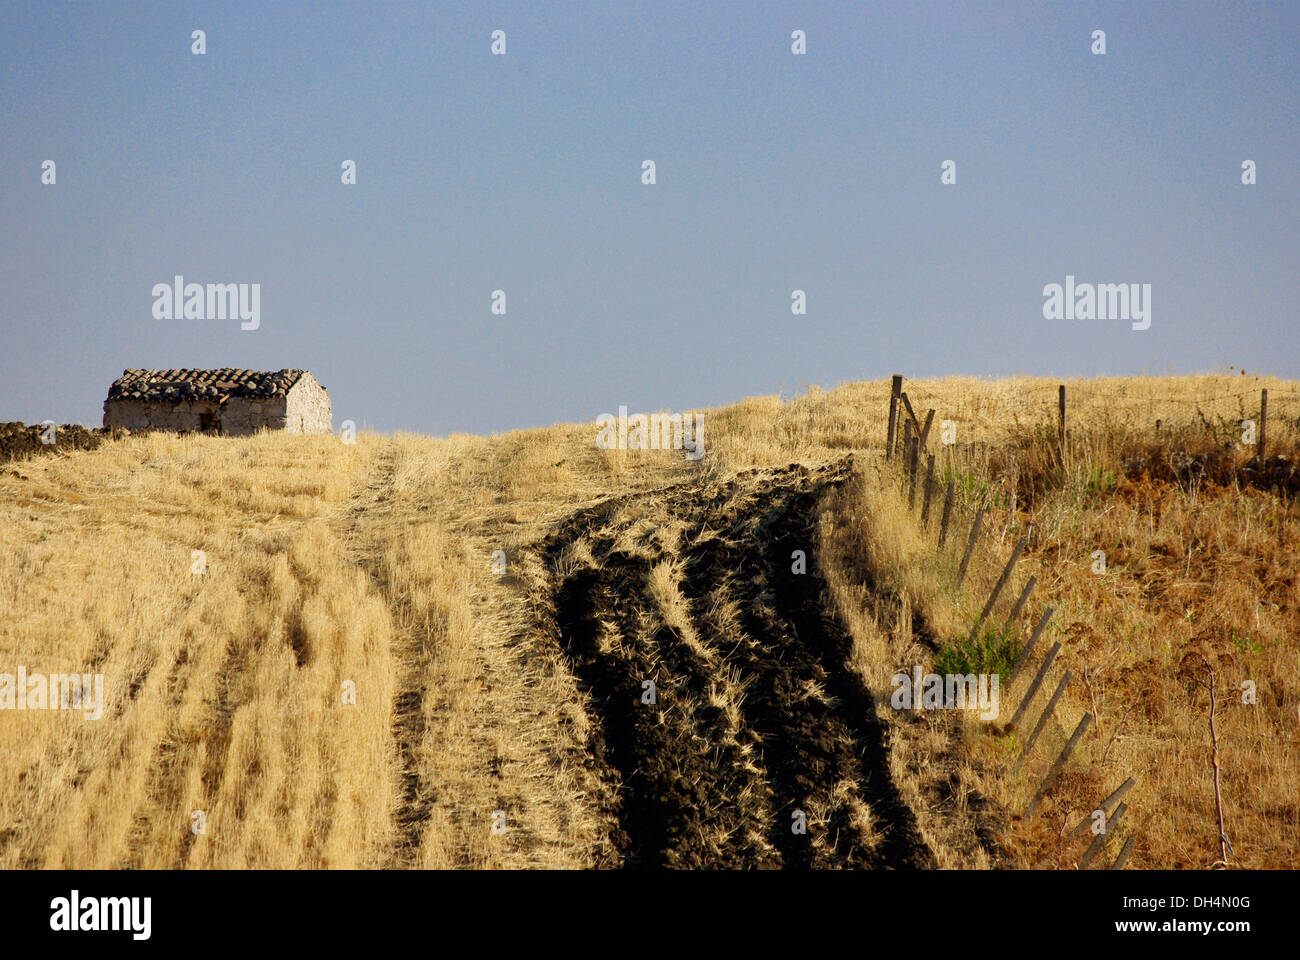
[1, 1, 1296, 434]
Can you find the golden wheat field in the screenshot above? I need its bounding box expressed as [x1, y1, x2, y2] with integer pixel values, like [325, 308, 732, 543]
[1, 374, 1297, 869]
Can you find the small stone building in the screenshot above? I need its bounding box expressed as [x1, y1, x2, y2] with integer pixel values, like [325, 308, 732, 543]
[103, 369, 331, 436]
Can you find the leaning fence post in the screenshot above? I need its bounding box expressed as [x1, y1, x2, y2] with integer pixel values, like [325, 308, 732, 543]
[968, 537, 1027, 644]
[1111, 836, 1137, 870]
[1013, 670, 1071, 770]
[1008, 607, 1054, 684]
[1069, 778, 1136, 839]
[1009, 642, 1061, 730]
[918, 408, 935, 452]
[886, 375, 903, 459]
[1003, 576, 1036, 634]
[1079, 801, 1128, 868]
[908, 436, 920, 509]
[921, 454, 936, 525]
[938, 479, 955, 547]
[956, 507, 985, 588]
[900, 392, 921, 434]
[901, 417, 913, 485]
[1023, 714, 1091, 819]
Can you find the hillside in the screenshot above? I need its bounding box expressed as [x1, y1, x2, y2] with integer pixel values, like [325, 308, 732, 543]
[1, 374, 1297, 868]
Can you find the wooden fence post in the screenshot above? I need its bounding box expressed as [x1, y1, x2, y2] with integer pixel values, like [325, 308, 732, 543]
[908, 437, 920, 509]
[1008, 607, 1054, 684]
[956, 507, 985, 588]
[1069, 778, 1136, 839]
[968, 537, 1027, 644]
[1058, 384, 1066, 466]
[921, 454, 936, 525]
[1111, 836, 1137, 870]
[1079, 801, 1128, 868]
[901, 416, 913, 478]
[1003, 576, 1037, 634]
[918, 409, 935, 452]
[1023, 714, 1091, 819]
[1013, 670, 1071, 770]
[1259, 388, 1268, 460]
[1009, 641, 1062, 729]
[938, 479, 955, 547]
[900, 392, 920, 435]
[887, 375, 903, 460]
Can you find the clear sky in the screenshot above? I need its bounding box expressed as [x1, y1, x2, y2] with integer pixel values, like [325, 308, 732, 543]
[2, 1, 1296, 434]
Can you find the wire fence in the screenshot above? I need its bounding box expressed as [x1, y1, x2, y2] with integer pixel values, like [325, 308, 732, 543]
[893, 380, 1300, 454]
[885, 377, 1300, 506]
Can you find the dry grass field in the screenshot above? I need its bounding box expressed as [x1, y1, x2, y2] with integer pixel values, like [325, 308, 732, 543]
[1, 374, 1296, 868]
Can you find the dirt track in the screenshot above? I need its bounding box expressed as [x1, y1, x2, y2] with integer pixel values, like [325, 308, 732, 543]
[545, 459, 934, 869]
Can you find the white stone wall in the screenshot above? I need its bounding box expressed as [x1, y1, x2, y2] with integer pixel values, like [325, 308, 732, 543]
[220, 397, 287, 436]
[284, 374, 332, 435]
[104, 396, 292, 436]
[104, 399, 224, 433]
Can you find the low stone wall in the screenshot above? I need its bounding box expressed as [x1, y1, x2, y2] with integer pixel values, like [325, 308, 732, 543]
[0, 422, 114, 462]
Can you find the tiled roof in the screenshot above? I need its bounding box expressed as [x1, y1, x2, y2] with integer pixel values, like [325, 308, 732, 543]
[107, 369, 308, 402]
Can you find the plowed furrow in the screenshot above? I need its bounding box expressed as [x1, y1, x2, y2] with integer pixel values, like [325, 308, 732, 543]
[548, 459, 933, 869]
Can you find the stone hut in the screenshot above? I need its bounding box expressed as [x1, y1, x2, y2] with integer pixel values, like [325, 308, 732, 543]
[103, 369, 332, 436]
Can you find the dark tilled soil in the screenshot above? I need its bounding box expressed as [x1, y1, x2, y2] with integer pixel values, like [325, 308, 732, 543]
[547, 459, 934, 869]
[0, 422, 112, 463]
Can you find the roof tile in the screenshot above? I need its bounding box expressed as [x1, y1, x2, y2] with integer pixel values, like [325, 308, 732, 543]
[107, 368, 308, 402]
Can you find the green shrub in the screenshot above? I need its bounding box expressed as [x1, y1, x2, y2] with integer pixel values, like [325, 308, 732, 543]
[933, 622, 1021, 683]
